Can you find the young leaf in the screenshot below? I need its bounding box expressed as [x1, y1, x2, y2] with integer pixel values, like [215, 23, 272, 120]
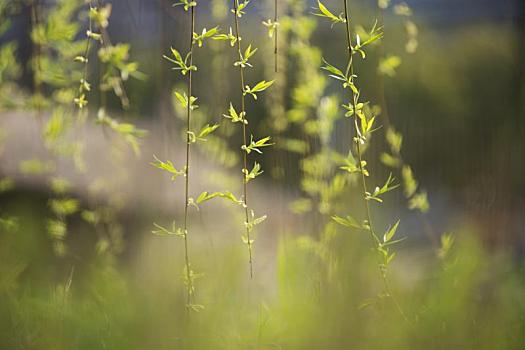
[174, 91, 199, 111]
[196, 123, 220, 141]
[402, 165, 418, 198]
[242, 135, 274, 154]
[366, 173, 399, 202]
[163, 48, 197, 75]
[262, 19, 279, 38]
[243, 80, 274, 100]
[152, 222, 186, 237]
[173, 0, 197, 11]
[243, 162, 263, 182]
[313, 0, 346, 25]
[383, 220, 400, 243]
[231, 0, 250, 17]
[213, 27, 238, 46]
[193, 27, 219, 47]
[332, 214, 361, 229]
[222, 103, 247, 124]
[234, 44, 257, 68]
[151, 155, 185, 180]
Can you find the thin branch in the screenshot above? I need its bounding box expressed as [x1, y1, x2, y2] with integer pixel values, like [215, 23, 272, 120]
[274, 0, 278, 73]
[183, 5, 197, 308]
[232, 0, 254, 278]
[342, 0, 409, 322]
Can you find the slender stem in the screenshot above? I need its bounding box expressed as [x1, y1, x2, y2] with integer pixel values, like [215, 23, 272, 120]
[274, 0, 278, 73]
[182, 6, 196, 307]
[342, 0, 377, 246]
[342, 0, 408, 322]
[232, 0, 254, 278]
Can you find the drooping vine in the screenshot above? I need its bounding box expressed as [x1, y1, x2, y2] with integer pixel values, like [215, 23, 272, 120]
[314, 0, 408, 320]
[152, 0, 222, 311]
[152, 0, 199, 311]
[224, 0, 274, 277]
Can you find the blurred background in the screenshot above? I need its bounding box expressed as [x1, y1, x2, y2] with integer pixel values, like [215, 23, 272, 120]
[0, 0, 524, 349]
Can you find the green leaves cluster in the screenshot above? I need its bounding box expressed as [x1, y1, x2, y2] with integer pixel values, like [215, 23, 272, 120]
[213, 27, 239, 46]
[262, 19, 279, 38]
[151, 155, 185, 181]
[223, 103, 247, 124]
[381, 127, 430, 213]
[163, 48, 197, 75]
[234, 44, 257, 68]
[231, 0, 250, 18]
[243, 80, 274, 100]
[193, 27, 219, 47]
[242, 136, 274, 154]
[313, 0, 346, 26]
[173, 0, 197, 11]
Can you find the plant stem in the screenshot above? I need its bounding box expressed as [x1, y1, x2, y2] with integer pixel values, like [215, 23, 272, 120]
[232, 0, 254, 278]
[342, 0, 408, 322]
[341, 0, 378, 247]
[274, 0, 278, 73]
[183, 5, 196, 307]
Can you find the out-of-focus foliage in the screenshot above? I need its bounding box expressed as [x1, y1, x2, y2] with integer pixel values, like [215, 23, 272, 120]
[0, 0, 524, 348]
[0, 202, 524, 349]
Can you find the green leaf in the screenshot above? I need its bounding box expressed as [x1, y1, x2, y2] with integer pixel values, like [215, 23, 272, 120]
[341, 151, 369, 176]
[151, 155, 185, 180]
[386, 127, 403, 154]
[366, 173, 399, 202]
[243, 80, 274, 100]
[251, 214, 267, 227]
[196, 123, 220, 141]
[313, 0, 346, 25]
[196, 191, 241, 205]
[242, 135, 274, 154]
[152, 222, 186, 237]
[213, 27, 238, 46]
[196, 191, 221, 204]
[402, 165, 418, 198]
[321, 59, 345, 80]
[172, 0, 197, 11]
[379, 55, 402, 77]
[332, 214, 361, 229]
[234, 44, 258, 68]
[174, 91, 198, 111]
[89, 4, 112, 28]
[193, 27, 219, 47]
[222, 103, 247, 124]
[231, 0, 250, 17]
[262, 19, 280, 38]
[380, 152, 400, 168]
[163, 48, 197, 75]
[383, 220, 400, 243]
[244, 162, 263, 183]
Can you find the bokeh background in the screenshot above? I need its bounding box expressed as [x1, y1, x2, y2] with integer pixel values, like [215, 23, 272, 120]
[1, 0, 524, 349]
